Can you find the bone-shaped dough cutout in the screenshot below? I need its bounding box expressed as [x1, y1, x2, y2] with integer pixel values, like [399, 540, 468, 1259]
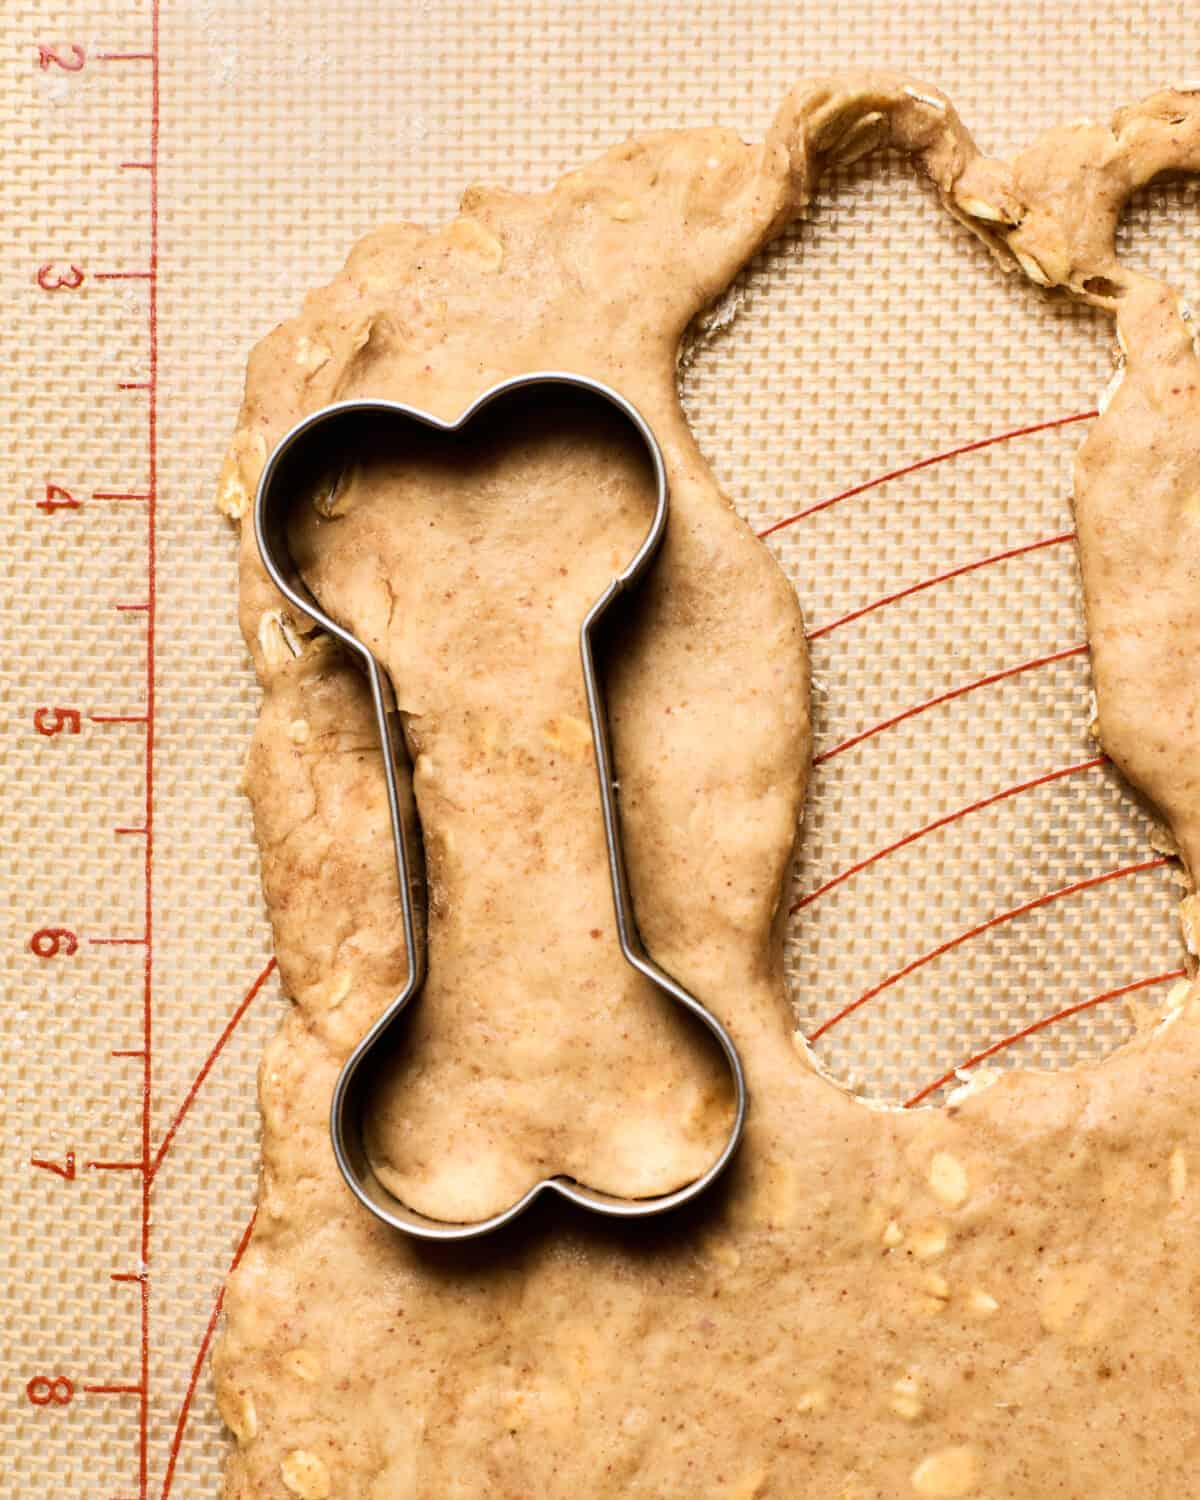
[278, 383, 742, 1224]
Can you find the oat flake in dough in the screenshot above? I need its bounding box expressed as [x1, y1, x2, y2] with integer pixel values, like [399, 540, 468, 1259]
[216, 75, 1200, 1498]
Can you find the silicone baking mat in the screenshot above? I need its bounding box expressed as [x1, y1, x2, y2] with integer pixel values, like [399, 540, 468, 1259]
[3, 2, 1197, 1495]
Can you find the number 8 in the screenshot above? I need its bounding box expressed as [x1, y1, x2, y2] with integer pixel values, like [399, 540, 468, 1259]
[26, 1375, 74, 1406]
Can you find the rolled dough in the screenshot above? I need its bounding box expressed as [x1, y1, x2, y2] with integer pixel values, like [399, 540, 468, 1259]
[215, 75, 1200, 1498]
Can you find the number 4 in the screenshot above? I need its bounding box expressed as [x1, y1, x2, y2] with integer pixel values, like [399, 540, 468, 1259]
[38, 484, 80, 515]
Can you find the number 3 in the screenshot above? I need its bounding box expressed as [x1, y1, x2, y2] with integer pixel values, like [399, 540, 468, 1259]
[36, 263, 85, 292]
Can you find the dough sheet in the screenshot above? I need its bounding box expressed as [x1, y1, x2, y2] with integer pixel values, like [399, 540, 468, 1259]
[217, 76, 1200, 1497]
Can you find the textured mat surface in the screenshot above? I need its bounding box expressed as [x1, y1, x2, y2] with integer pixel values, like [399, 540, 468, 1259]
[3, 2, 1197, 1496]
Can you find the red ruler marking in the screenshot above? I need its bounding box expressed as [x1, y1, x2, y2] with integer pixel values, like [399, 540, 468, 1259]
[159, 1212, 257, 1500]
[756, 344, 1184, 1091]
[140, 9, 159, 1495]
[806, 531, 1076, 640]
[147, 958, 277, 1185]
[792, 756, 1107, 912]
[904, 967, 1191, 1106]
[807, 856, 1172, 1041]
[812, 643, 1089, 766]
[757, 408, 1097, 539]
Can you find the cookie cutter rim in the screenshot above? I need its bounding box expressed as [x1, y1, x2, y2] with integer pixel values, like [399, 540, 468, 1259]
[253, 371, 748, 1241]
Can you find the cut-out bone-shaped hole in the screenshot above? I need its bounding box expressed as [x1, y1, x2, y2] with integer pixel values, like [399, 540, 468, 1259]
[254, 375, 746, 1240]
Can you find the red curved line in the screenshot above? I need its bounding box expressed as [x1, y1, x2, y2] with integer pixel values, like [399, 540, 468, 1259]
[159, 1209, 257, 1500]
[757, 408, 1097, 540]
[148, 958, 277, 1184]
[792, 756, 1106, 913]
[903, 967, 1190, 1107]
[811, 643, 1089, 767]
[806, 531, 1076, 641]
[806, 855, 1172, 1042]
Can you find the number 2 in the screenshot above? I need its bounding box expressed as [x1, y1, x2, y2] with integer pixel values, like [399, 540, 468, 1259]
[37, 44, 86, 72]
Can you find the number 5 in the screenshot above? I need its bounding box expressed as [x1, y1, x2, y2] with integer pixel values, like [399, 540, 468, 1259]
[34, 707, 81, 737]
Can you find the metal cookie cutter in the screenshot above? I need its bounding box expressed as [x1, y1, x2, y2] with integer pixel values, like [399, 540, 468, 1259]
[254, 371, 748, 1240]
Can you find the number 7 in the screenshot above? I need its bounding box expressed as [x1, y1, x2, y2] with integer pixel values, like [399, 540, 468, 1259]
[30, 1152, 77, 1181]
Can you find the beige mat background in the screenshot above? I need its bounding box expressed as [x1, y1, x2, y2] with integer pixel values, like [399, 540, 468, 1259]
[4, 2, 1198, 1496]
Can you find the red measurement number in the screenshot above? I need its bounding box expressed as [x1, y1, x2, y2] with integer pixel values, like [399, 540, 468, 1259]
[30, 1152, 77, 1181]
[37, 44, 86, 71]
[36, 263, 85, 292]
[26, 1375, 75, 1406]
[33, 707, 81, 737]
[38, 484, 80, 515]
[29, 928, 78, 959]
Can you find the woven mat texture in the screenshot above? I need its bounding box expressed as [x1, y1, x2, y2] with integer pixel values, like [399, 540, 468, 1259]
[3, 2, 1197, 1495]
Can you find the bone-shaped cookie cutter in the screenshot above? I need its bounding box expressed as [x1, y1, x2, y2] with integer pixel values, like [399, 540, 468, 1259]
[253, 372, 748, 1240]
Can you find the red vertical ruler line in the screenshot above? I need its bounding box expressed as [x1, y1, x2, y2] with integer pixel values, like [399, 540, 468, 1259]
[140, 6, 160, 1499]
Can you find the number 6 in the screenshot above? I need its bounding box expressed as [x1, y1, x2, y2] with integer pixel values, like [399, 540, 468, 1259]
[30, 929, 78, 959]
